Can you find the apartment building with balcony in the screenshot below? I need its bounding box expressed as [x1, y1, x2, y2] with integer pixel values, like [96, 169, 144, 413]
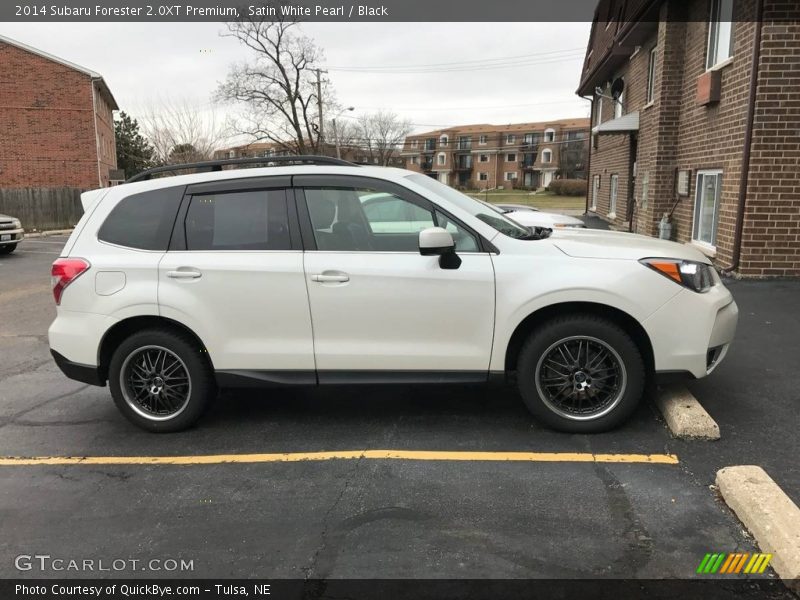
[401, 118, 590, 190]
[579, 0, 800, 277]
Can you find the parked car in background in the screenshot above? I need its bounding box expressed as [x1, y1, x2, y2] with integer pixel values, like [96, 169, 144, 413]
[487, 202, 586, 229]
[48, 158, 737, 434]
[0, 214, 24, 254]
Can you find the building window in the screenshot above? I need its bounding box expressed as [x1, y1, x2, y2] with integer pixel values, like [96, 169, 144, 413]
[646, 47, 657, 104]
[439, 135, 449, 147]
[504, 172, 518, 181]
[458, 136, 472, 150]
[411, 140, 418, 149]
[596, 96, 604, 126]
[478, 172, 488, 181]
[479, 134, 487, 145]
[609, 174, 619, 216]
[614, 86, 625, 119]
[641, 172, 649, 209]
[693, 170, 723, 246]
[506, 134, 516, 144]
[542, 149, 552, 164]
[707, 0, 734, 69]
[506, 153, 517, 162]
[409, 156, 418, 165]
[544, 128, 556, 143]
[437, 153, 446, 166]
[479, 154, 489, 163]
[591, 175, 600, 210]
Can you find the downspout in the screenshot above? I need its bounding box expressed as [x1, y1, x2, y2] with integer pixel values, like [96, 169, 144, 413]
[722, 0, 764, 274]
[583, 95, 594, 215]
[90, 79, 102, 188]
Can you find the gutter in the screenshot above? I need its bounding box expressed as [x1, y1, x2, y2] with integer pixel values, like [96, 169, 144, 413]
[582, 95, 594, 215]
[722, 0, 764, 274]
[90, 78, 102, 188]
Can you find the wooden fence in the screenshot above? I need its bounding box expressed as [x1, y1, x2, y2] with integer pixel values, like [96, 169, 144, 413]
[0, 187, 84, 232]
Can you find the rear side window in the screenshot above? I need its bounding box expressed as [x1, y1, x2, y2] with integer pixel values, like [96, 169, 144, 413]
[184, 189, 291, 251]
[98, 187, 183, 250]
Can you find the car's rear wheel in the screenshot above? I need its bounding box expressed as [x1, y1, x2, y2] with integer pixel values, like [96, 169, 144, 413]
[109, 329, 216, 432]
[0, 244, 17, 254]
[516, 315, 645, 433]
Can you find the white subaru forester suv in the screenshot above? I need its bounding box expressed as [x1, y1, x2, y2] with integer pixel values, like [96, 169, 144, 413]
[48, 158, 738, 433]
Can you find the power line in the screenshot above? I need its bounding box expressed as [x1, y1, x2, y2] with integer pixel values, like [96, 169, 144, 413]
[327, 47, 585, 71]
[328, 53, 585, 74]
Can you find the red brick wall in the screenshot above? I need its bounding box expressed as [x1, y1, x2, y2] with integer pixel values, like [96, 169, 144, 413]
[738, 4, 800, 277]
[0, 41, 101, 189]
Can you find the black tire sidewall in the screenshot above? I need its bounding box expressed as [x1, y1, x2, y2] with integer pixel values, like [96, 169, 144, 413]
[109, 329, 216, 432]
[517, 315, 645, 433]
[0, 244, 16, 254]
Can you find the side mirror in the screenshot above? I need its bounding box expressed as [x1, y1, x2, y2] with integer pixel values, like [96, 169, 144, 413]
[418, 227, 461, 270]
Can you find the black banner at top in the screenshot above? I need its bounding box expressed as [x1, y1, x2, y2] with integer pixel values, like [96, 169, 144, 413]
[2, 0, 794, 22]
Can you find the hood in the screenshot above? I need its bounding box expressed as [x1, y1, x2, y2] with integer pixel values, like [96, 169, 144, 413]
[506, 210, 585, 228]
[551, 228, 711, 262]
[0, 214, 15, 220]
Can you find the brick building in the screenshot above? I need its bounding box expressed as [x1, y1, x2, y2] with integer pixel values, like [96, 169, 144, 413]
[400, 119, 590, 190]
[0, 34, 119, 189]
[579, 0, 800, 277]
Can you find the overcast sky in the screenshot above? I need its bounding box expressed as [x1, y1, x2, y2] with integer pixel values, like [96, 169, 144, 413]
[2, 22, 592, 140]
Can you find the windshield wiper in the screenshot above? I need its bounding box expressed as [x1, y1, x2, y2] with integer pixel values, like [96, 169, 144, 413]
[517, 226, 552, 240]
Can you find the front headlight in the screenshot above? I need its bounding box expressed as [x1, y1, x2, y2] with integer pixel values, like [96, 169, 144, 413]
[12, 219, 21, 229]
[640, 258, 716, 293]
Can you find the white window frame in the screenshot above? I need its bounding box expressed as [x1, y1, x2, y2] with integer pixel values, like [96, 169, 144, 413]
[506, 153, 517, 162]
[411, 139, 418, 149]
[409, 156, 418, 165]
[646, 47, 657, 104]
[541, 149, 552, 164]
[506, 134, 516, 144]
[693, 169, 723, 247]
[479, 134, 487, 145]
[478, 172, 488, 181]
[596, 96, 604, 126]
[609, 174, 619, 217]
[706, 0, 734, 69]
[614, 88, 625, 119]
[437, 153, 446, 166]
[439, 135, 449, 147]
[591, 175, 600, 210]
[544, 128, 556, 143]
[504, 171, 518, 181]
[479, 154, 489, 163]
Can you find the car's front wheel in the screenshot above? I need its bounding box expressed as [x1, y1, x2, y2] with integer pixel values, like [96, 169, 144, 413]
[0, 244, 17, 254]
[109, 329, 216, 432]
[516, 315, 645, 433]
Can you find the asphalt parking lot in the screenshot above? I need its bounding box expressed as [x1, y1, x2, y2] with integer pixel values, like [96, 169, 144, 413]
[0, 235, 797, 590]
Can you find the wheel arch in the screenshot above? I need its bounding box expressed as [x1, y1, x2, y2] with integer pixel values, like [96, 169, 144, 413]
[504, 301, 655, 377]
[97, 316, 213, 382]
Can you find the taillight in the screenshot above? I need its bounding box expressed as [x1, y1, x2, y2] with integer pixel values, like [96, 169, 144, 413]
[51, 258, 90, 305]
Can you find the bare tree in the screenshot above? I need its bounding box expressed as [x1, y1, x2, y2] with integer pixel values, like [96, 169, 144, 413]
[138, 99, 229, 164]
[356, 111, 413, 166]
[216, 11, 334, 154]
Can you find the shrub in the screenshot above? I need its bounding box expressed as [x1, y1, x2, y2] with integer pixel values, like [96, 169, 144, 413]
[548, 179, 587, 196]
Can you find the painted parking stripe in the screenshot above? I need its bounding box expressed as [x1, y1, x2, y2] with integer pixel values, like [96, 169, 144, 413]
[0, 450, 679, 466]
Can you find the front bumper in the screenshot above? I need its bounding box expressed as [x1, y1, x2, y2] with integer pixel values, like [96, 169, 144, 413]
[644, 284, 738, 379]
[50, 349, 105, 386]
[0, 228, 24, 245]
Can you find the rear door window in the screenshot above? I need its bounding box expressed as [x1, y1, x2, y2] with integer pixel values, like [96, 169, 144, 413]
[184, 189, 292, 251]
[98, 186, 183, 250]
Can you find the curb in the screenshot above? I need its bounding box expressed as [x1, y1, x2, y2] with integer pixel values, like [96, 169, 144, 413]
[656, 385, 720, 440]
[24, 229, 74, 238]
[716, 466, 800, 590]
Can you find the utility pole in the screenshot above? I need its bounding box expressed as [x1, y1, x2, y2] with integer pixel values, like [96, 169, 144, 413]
[314, 68, 327, 154]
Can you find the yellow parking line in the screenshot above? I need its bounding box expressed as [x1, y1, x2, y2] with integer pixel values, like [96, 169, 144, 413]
[0, 450, 679, 466]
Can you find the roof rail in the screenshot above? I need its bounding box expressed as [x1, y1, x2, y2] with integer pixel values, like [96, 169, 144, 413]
[125, 155, 357, 183]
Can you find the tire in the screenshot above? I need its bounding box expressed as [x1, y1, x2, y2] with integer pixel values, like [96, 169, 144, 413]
[108, 328, 216, 432]
[516, 315, 645, 433]
[0, 244, 17, 254]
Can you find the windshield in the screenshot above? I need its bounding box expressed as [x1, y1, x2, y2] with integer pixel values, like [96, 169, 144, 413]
[406, 174, 533, 240]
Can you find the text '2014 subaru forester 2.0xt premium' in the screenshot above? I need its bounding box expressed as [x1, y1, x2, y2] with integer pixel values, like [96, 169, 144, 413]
[48, 157, 738, 433]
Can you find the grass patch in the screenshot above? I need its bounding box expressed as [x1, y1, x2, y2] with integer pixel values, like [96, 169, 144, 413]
[467, 190, 586, 211]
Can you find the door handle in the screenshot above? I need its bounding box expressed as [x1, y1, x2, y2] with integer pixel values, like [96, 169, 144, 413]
[166, 269, 202, 279]
[311, 272, 349, 283]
